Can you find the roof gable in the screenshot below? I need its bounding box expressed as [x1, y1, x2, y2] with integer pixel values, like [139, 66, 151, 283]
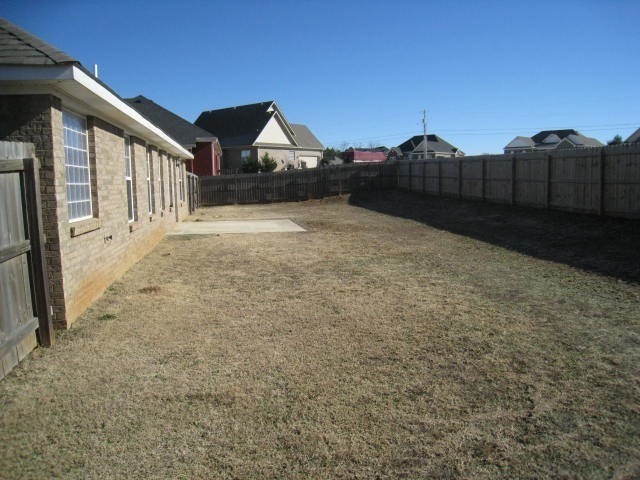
[255, 114, 295, 145]
[625, 127, 640, 143]
[398, 134, 460, 154]
[531, 129, 578, 143]
[0, 17, 77, 65]
[194, 101, 279, 147]
[124, 95, 215, 147]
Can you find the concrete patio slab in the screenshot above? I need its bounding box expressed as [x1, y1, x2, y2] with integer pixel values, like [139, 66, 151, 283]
[169, 218, 305, 235]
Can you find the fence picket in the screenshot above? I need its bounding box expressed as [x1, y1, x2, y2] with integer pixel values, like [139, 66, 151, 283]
[197, 145, 640, 219]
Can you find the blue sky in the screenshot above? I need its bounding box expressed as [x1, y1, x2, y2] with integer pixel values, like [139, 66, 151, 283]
[3, 0, 639, 153]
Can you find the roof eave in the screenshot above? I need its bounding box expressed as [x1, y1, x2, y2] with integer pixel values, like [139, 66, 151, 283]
[0, 64, 193, 159]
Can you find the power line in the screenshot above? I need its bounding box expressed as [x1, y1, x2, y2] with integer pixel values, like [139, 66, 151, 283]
[324, 122, 637, 146]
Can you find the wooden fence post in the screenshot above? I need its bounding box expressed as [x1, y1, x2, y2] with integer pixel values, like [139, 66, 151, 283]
[458, 160, 463, 198]
[23, 157, 53, 347]
[599, 147, 606, 216]
[546, 154, 552, 209]
[511, 155, 516, 205]
[437, 160, 442, 196]
[408, 161, 412, 191]
[481, 158, 486, 201]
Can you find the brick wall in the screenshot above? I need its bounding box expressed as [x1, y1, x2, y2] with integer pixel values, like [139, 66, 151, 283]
[0, 94, 191, 328]
[0, 95, 65, 322]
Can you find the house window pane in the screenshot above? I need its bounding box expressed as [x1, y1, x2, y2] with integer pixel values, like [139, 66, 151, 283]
[146, 149, 154, 215]
[63, 110, 92, 221]
[177, 160, 184, 202]
[124, 137, 134, 222]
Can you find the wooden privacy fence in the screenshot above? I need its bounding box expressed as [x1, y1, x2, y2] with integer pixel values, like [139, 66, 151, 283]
[199, 163, 398, 206]
[0, 142, 53, 379]
[186, 172, 199, 213]
[398, 144, 640, 218]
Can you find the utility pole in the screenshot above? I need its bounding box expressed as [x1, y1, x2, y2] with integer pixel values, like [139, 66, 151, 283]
[423, 109, 428, 160]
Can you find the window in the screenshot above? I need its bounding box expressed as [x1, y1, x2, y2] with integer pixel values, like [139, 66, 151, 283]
[159, 152, 165, 210]
[124, 137, 134, 222]
[288, 150, 295, 163]
[177, 160, 184, 202]
[241, 149, 251, 162]
[168, 156, 174, 208]
[146, 149, 154, 215]
[63, 110, 92, 221]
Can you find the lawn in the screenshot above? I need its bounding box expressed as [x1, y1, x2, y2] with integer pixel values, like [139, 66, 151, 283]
[1, 191, 639, 479]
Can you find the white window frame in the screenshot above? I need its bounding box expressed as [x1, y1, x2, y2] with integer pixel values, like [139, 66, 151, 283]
[159, 152, 165, 210]
[177, 160, 184, 202]
[146, 148, 153, 215]
[63, 109, 93, 222]
[168, 156, 174, 208]
[124, 136, 134, 222]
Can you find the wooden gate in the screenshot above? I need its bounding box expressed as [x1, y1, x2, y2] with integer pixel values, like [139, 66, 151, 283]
[0, 142, 53, 379]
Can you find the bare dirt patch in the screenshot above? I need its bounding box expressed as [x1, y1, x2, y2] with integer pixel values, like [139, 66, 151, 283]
[1, 192, 639, 479]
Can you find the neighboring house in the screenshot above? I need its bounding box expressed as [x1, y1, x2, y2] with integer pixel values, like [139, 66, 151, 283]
[194, 101, 323, 171]
[397, 134, 465, 160]
[0, 18, 193, 330]
[125, 95, 222, 176]
[625, 128, 640, 144]
[343, 147, 387, 163]
[504, 129, 604, 154]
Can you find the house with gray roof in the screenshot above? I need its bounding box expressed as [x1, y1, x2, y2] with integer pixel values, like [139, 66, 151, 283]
[396, 134, 464, 160]
[625, 128, 640, 144]
[0, 17, 193, 340]
[125, 95, 222, 176]
[504, 129, 603, 154]
[195, 101, 323, 171]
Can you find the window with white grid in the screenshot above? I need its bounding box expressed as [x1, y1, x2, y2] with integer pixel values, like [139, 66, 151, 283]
[146, 149, 154, 215]
[63, 110, 92, 221]
[124, 137, 134, 222]
[177, 160, 184, 202]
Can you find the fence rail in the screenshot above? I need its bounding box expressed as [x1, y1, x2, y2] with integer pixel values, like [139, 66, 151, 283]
[397, 144, 640, 218]
[196, 145, 640, 218]
[199, 163, 398, 206]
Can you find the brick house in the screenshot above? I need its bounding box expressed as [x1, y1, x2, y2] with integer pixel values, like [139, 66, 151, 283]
[0, 18, 193, 329]
[125, 95, 223, 176]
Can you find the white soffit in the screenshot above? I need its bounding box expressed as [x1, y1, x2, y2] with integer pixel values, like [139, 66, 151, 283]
[0, 65, 193, 159]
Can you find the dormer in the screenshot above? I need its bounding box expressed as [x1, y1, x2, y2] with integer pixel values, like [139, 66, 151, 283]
[542, 134, 561, 144]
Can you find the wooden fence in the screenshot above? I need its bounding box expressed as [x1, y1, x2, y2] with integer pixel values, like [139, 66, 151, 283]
[186, 172, 199, 213]
[196, 145, 640, 218]
[199, 163, 398, 206]
[0, 141, 53, 379]
[397, 144, 640, 218]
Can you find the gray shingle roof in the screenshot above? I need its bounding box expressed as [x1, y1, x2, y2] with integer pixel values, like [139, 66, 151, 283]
[194, 101, 275, 147]
[0, 17, 77, 65]
[397, 134, 460, 154]
[291, 123, 323, 150]
[124, 95, 216, 147]
[625, 128, 640, 143]
[531, 129, 578, 144]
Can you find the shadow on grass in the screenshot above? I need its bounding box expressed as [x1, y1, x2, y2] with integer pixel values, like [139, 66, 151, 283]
[349, 190, 640, 284]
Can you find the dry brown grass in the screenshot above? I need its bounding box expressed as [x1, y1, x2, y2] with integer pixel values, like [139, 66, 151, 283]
[1, 192, 639, 479]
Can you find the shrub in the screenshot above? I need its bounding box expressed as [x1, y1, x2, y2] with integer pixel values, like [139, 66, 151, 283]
[260, 153, 278, 172]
